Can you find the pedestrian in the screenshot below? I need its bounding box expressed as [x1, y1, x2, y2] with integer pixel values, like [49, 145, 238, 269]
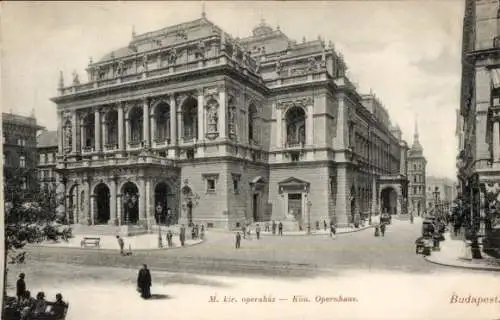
[137, 264, 152, 299]
[323, 220, 327, 231]
[380, 223, 386, 237]
[315, 221, 320, 230]
[195, 224, 200, 239]
[278, 222, 283, 236]
[242, 225, 247, 239]
[410, 214, 414, 224]
[235, 232, 241, 249]
[272, 220, 277, 235]
[374, 225, 380, 237]
[200, 225, 205, 240]
[191, 226, 196, 240]
[116, 235, 125, 255]
[330, 224, 336, 239]
[256, 224, 261, 240]
[16, 273, 26, 302]
[167, 230, 173, 247]
[265, 222, 270, 232]
[180, 224, 186, 246]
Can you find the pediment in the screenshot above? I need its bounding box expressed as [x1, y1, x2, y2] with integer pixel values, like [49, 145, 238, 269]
[278, 177, 310, 188]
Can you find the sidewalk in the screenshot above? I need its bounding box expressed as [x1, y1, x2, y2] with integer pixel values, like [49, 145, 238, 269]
[37, 233, 203, 251]
[424, 232, 500, 271]
[258, 223, 374, 236]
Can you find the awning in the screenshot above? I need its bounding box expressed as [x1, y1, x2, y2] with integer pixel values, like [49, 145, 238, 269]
[490, 68, 500, 89]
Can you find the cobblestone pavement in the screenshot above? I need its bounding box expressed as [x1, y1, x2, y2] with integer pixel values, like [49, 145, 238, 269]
[25, 218, 446, 276]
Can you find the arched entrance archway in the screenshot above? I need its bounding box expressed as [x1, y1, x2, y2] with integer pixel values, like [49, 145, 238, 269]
[122, 182, 139, 224]
[182, 185, 194, 226]
[68, 184, 79, 224]
[94, 183, 110, 224]
[381, 187, 398, 215]
[154, 182, 176, 225]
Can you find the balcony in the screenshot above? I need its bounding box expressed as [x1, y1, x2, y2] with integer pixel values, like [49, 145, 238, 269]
[128, 140, 142, 150]
[153, 137, 171, 148]
[82, 146, 95, 154]
[104, 143, 118, 152]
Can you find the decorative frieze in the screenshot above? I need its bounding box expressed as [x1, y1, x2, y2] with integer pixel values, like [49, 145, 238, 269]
[277, 96, 313, 110]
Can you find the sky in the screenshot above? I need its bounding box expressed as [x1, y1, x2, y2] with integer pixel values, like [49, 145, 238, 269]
[1, 1, 464, 179]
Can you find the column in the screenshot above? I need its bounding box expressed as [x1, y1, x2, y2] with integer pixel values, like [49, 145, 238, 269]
[177, 109, 183, 142]
[145, 179, 152, 230]
[94, 109, 101, 152]
[143, 98, 150, 146]
[150, 112, 156, 145]
[493, 120, 500, 162]
[101, 118, 107, 149]
[219, 87, 226, 138]
[109, 179, 117, 225]
[371, 176, 377, 214]
[139, 178, 146, 221]
[118, 103, 125, 151]
[80, 124, 85, 151]
[57, 112, 63, 154]
[276, 105, 282, 148]
[125, 117, 130, 149]
[72, 111, 78, 153]
[306, 104, 313, 145]
[116, 194, 122, 226]
[197, 90, 205, 140]
[170, 95, 177, 144]
[335, 165, 349, 227]
[90, 195, 95, 226]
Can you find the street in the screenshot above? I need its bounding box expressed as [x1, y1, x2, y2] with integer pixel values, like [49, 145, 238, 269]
[6, 219, 499, 320]
[26, 219, 436, 277]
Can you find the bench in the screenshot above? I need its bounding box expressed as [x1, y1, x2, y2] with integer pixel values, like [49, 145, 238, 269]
[80, 237, 101, 248]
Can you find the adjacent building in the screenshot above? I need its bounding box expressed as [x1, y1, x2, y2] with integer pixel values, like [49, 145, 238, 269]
[51, 14, 409, 233]
[37, 130, 58, 191]
[407, 121, 427, 216]
[425, 176, 456, 213]
[2, 112, 44, 198]
[457, 0, 500, 252]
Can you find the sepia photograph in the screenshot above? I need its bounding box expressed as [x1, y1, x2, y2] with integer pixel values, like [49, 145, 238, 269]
[1, 1, 500, 319]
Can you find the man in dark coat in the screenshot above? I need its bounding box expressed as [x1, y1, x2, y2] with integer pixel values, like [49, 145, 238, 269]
[235, 232, 241, 249]
[137, 264, 152, 299]
[16, 273, 26, 301]
[278, 222, 283, 236]
[272, 220, 277, 235]
[180, 225, 186, 246]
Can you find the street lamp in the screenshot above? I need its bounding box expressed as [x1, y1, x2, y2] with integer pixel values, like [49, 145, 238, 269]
[433, 187, 440, 217]
[307, 200, 312, 235]
[156, 203, 163, 248]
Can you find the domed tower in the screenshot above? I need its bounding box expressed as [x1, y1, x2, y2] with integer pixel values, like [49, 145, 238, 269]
[407, 118, 427, 216]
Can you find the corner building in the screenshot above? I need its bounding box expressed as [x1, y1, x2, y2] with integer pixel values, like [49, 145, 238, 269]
[52, 15, 409, 232]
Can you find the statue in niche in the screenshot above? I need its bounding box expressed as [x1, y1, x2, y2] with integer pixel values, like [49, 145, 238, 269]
[115, 61, 124, 78]
[197, 41, 206, 59]
[228, 106, 236, 136]
[169, 49, 177, 65]
[306, 57, 316, 72]
[298, 126, 305, 144]
[64, 124, 72, 153]
[207, 102, 218, 133]
[275, 57, 282, 75]
[72, 71, 80, 85]
[141, 54, 148, 72]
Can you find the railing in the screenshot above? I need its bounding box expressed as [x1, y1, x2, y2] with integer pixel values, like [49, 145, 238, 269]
[128, 141, 142, 149]
[82, 146, 94, 153]
[62, 154, 176, 169]
[104, 144, 118, 151]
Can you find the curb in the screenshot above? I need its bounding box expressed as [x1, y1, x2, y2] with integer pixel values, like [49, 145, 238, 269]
[424, 255, 500, 272]
[33, 239, 205, 252]
[257, 225, 374, 237]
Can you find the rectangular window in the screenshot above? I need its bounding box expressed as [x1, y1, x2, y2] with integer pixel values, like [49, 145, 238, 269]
[207, 179, 215, 192]
[232, 173, 241, 194]
[19, 156, 26, 168]
[21, 177, 27, 190]
[203, 173, 219, 193]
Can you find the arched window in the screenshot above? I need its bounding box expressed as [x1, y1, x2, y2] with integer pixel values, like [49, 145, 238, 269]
[285, 107, 306, 146]
[182, 97, 198, 140]
[155, 103, 170, 143]
[19, 155, 26, 168]
[129, 107, 143, 143]
[105, 110, 118, 148]
[248, 103, 258, 143]
[82, 113, 95, 149]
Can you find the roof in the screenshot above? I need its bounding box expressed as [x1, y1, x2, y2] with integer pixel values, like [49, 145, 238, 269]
[37, 130, 58, 148]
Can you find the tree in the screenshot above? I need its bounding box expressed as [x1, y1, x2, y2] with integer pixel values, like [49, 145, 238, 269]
[2, 167, 71, 315]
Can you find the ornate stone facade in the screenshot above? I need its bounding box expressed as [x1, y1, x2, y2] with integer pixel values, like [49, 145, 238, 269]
[52, 14, 409, 230]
